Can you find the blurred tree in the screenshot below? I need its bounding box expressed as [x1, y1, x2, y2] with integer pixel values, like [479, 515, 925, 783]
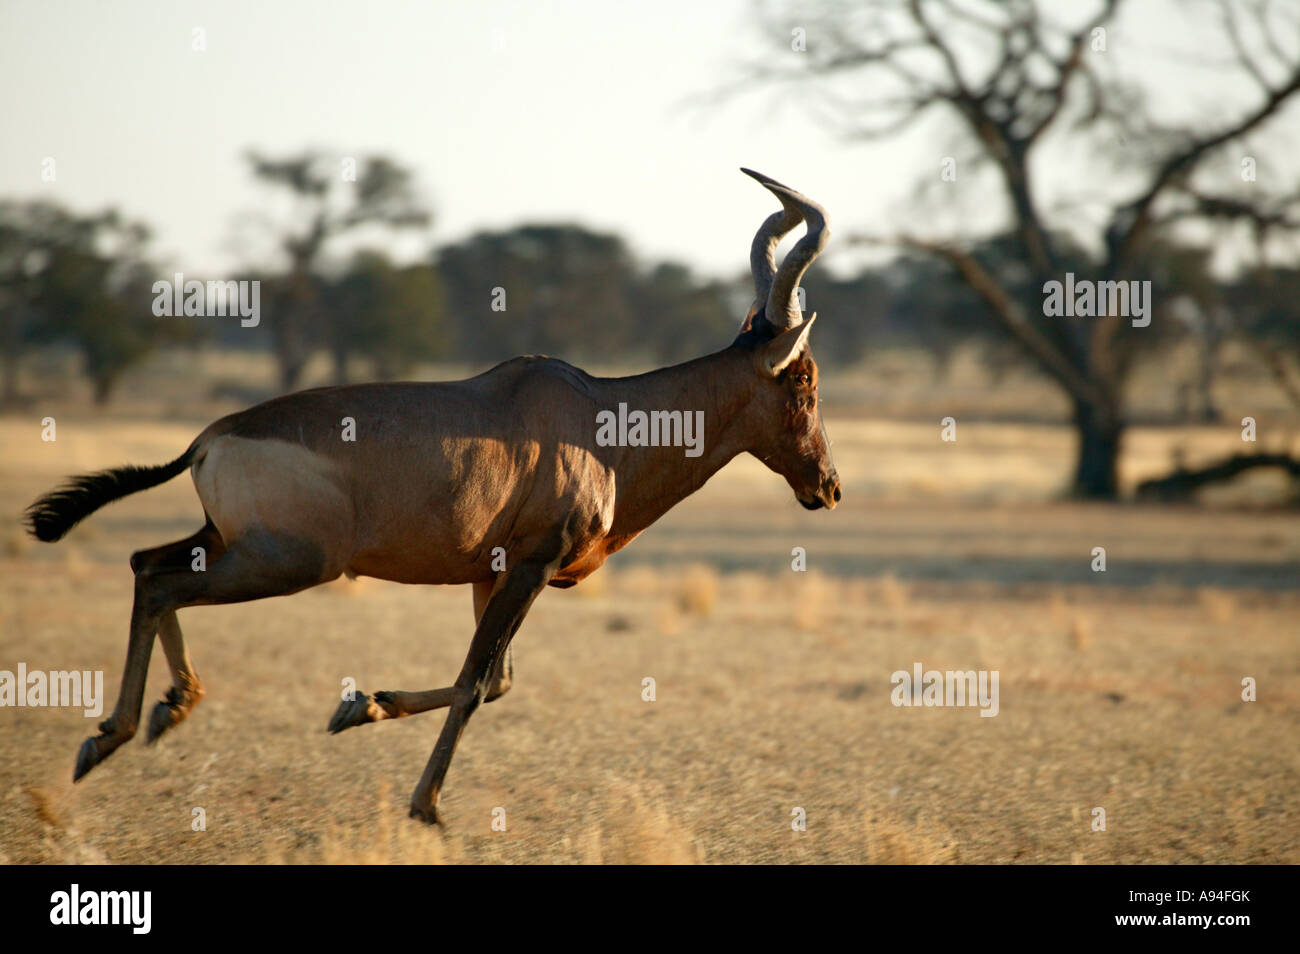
[631, 262, 736, 364]
[737, 0, 1300, 497]
[1226, 263, 1300, 412]
[323, 250, 446, 382]
[437, 225, 639, 363]
[0, 200, 60, 403]
[243, 150, 431, 390]
[778, 265, 890, 367]
[1137, 254, 1300, 501]
[0, 200, 169, 405]
[1149, 243, 1227, 422]
[881, 252, 998, 378]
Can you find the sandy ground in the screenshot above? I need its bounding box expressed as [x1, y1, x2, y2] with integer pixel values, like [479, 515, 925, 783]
[1, 392, 1298, 864]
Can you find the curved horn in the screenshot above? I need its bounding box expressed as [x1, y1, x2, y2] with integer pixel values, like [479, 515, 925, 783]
[742, 167, 803, 318]
[741, 168, 831, 332]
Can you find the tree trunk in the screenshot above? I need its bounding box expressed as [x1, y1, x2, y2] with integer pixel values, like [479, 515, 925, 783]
[274, 273, 317, 393]
[1070, 399, 1122, 499]
[1, 344, 18, 404]
[1195, 334, 1222, 423]
[278, 354, 306, 392]
[92, 373, 114, 406]
[0, 304, 22, 404]
[275, 301, 309, 392]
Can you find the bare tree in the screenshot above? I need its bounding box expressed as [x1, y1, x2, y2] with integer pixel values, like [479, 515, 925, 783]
[243, 151, 431, 390]
[733, 0, 1300, 497]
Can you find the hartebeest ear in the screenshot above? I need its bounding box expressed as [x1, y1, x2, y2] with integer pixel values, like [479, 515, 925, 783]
[758, 313, 816, 377]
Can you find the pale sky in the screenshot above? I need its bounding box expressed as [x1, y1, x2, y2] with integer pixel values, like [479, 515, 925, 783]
[2, 0, 1291, 281]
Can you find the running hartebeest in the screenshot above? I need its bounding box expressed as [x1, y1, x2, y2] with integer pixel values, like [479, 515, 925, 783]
[25, 168, 839, 824]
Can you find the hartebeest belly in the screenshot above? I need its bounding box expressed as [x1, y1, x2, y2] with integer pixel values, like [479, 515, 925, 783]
[194, 373, 618, 587]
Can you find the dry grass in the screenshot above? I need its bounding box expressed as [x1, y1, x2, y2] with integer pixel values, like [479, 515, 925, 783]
[791, 569, 832, 631]
[1197, 587, 1237, 624]
[675, 563, 719, 617]
[581, 782, 705, 865]
[1048, 591, 1093, 652]
[1, 387, 1298, 865]
[863, 812, 960, 864]
[871, 572, 909, 612]
[255, 783, 457, 864]
[1068, 615, 1092, 652]
[25, 786, 63, 829]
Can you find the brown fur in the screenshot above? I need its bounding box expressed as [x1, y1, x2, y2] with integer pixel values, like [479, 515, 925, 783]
[35, 176, 840, 825]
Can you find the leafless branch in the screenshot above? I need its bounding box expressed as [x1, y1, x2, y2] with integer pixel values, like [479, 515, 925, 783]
[855, 231, 1104, 405]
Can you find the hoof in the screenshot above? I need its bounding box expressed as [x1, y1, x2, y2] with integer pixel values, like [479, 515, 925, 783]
[408, 803, 443, 826]
[145, 701, 178, 744]
[73, 737, 100, 782]
[146, 686, 200, 744]
[146, 701, 171, 744]
[328, 693, 385, 734]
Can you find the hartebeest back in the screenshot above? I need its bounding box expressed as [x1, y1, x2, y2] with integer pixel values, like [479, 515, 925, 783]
[25, 168, 838, 824]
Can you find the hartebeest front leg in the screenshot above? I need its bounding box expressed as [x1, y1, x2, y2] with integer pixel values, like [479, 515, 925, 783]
[409, 557, 554, 824]
[326, 580, 514, 732]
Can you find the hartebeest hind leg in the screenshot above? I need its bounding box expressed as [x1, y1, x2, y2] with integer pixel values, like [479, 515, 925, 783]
[124, 523, 227, 745]
[408, 556, 556, 824]
[75, 529, 340, 782]
[327, 579, 514, 732]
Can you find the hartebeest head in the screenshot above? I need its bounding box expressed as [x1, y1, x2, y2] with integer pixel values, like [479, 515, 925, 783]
[738, 168, 840, 511]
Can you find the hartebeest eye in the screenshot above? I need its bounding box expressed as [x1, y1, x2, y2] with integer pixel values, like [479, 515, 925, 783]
[796, 373, 811, 386]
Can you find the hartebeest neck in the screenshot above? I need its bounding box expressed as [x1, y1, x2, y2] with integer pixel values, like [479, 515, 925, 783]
[592, 345, 759, 535]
